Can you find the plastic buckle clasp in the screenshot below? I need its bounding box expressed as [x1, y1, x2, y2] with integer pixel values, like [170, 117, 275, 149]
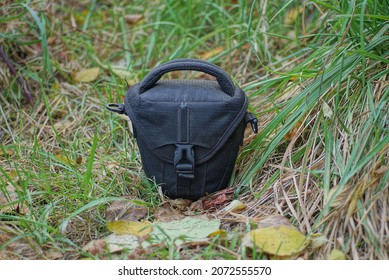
[245, 112, 258, 133]
[174, 144, 195, 179]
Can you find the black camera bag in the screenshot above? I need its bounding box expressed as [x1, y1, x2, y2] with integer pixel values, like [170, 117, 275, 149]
[107, 58, 257, 200]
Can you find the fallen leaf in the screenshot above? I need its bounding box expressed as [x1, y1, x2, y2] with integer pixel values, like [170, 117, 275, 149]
[44, 250, 63, 260]
[250, 225, 310, 257]
[124, 14, 144, 25]
[322, 101, 333, 118]
[328, 249, 346, 260]
[202, 188, 234, 210]
[107, 220, 152, 236]
[221, 200, 247, 213]
[199, 46, 224, 60]
[72, 67, 100, 83]
[188, 200, 204, 212]
[82, 239, 106, 255]
[154, 203, 185, 222]
[0, 225, 43, 259]
[257, 215, 292, 229]
[104, 234, 140, 253]
[284, 118, 304, 141]
[168, 198, 192, 211]
[54, 153, 75, 166]
[208, 229, 227, 238]
[106, 199, 148, 222]
[76, 155, 83, 165]
[0, 149, 15, 158]
[151, 217, 220, 245]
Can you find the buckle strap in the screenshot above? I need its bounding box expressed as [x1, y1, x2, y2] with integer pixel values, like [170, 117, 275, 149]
[174, 144, 195, 179]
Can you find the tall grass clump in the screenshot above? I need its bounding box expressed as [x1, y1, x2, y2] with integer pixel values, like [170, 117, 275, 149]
[239, 0, 388, 259]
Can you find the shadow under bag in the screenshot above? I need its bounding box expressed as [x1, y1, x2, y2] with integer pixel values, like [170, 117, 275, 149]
[107, 58, 257, 200]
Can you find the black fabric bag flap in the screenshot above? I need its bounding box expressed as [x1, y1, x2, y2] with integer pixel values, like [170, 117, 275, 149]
[123, 59, 248, 164]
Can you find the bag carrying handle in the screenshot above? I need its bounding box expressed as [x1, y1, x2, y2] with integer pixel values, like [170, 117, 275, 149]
[139, 58, 235, 96]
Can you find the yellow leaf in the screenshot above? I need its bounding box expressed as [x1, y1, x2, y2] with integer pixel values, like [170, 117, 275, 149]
[208, 229, 227, 238]
[55, 154, 75, 166]
[328, 249, 346, 260]
[0, 149, 15, 158]
[73, 67, 100, 83]
[221, 200, 247, 213]
[106, 221, 152, 236]
[199, 47, 224, 60]
[285, 7, 304, 25]
[250, 225, 309, 256]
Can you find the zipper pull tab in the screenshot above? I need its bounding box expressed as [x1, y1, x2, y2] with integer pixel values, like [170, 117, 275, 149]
[106, 103, 125, 114]
[244, 112, 258, 133]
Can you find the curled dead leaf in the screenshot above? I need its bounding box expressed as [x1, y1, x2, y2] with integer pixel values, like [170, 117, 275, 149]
[221, 200, 247, 213]
[106, 199, 148, 222]
[124, 14, 144, 25]
[154, 203, 185, 222]
[202, 188, 234, 210]
[82, 239, 106, 255]
[257, 215, 292, 229]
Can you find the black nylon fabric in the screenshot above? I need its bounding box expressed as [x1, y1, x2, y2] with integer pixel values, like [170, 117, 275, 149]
[118, 58, 250, 199]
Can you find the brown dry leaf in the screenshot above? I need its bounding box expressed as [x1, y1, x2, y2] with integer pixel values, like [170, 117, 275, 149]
[250, 226, 310, 257]
[0, 225, 43, 259]
[106, 199, 148, 222]
[124, 14, 144, 25]
[76, 155, 83, 165]
[106, 221, 152, 236]
[199, 46, 224, 60]
[257, 215, 292, 229]
[154, 204, 185, 222]
[202, 188, 234, 210]
[168, 198, 192, 211]
[188, 199, 204, 212]
[284, 118, 304, 141]
[44, 250, 63, 260]
[72, 67, 100, 83]
[328, 249, 347, 260]
[82, 239, 106, 256]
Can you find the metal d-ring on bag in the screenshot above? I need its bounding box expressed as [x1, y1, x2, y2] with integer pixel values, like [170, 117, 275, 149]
[107, 58, 257, 200]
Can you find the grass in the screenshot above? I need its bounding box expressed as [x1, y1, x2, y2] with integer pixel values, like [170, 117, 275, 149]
[0, 0, 388, 260]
